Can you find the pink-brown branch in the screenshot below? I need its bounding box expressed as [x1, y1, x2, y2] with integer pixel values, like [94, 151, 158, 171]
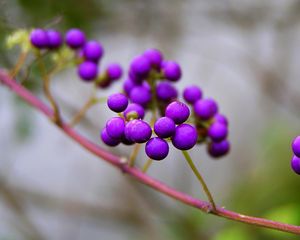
[1, 69, 299, 235]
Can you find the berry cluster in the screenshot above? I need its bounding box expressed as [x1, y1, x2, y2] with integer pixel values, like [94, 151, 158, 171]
[29, 28, 122, 88]
[291, 136, 300, 174]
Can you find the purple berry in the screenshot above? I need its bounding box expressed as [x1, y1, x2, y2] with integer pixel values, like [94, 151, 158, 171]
[291, 155, 300, 175]
[143, 48, 163, 69]
[124, 120, 152, 143]
[145, 137, 169, 160]
[292, 136, 300, 157]
[214, 114, 228, 126]
[123, 103, 145, 120]
[130, 55, 151, 79]
[194, 98, 218, 120]
[121, 134, 135, 145]
[101, 128, 120, 146]
[165, 101, 190, 124]
[162, 61, 181, 82]
[77, 61, 98, 81]
[123, 78, 137, 95]
[208, 122, 228, 142]
[154, 117, 176, 138]
[106, 117, 125, 140]
[47, 30, 62, 49]
[130, 85, 152, 107]
[65, 28, 86, 49]
[30, 29, 49, 48]
[107, 93, 128, 113]
[208, 140, 230, 158]
[106, 63, 123, 80]
[83, 40, 104, 62]
[171, 124, 198, 150]
[156, 81, 178, 102]
[183, 85, 202, 104]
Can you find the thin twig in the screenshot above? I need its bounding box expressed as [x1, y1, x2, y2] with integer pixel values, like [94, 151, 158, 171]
[142, 158, 153, 173]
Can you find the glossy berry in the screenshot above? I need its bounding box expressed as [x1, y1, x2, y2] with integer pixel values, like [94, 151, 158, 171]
[214, 114, 228, 126]
[208, 140, 230, 158]
[208, 122, 228, 142]
[83, 40, 104, 62]
[130, 86, 152, 107]
[165, 101, 190, 124]
[291, 155, 300, 175]
[77, 61, 98, 81]
[124, 120, 152, 143]
[106, 63, 122, 80]
[123, 103, 145, 120]
[65, 28, 86, 49]
[47, 30, 62, 49]
[292, 136, 300, 157]
[30, 29, 49, 48]
[171, 124, 198, 150]
[107, 93, 128, 113]
[143, 48, 163, 69]
[145, 137, 169, 160]
[101, 128, 120, 146]
[106, 117, 125, 139]
[154, 117, 176, 138]
[162, 61, 181, 82]
[130, 55, 151, 79]
[194, 98, 218, 120]
[183, 85, 202, 104]
[123, 78, 136, 95]
[156, 81, 178, 102]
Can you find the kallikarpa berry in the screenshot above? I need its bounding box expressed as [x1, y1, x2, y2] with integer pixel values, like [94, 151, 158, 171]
[106, 117, 125, 140]
[77, 61, 98, 81]
[65, 28, 86, 49]
[214, 113, 228, 126]
[129, 85, 152, 107]
[208, 122, 228, 142]
[171, 124, 198, 150]
[130, 55, 151, 81]
[30, 29, 49, 49]
[156, 81, 178, 102]
[47, 30, 63, 49]
[124, 119, 152, 143]
[154, 117, 176, 138]
[183, 85, 202, 104]
[101, 128, 120, 146]
[291, 136, 300, 158]
[83, 40, 104, 62]
[208, 139, 230, 158]
[106, 63, 123, 81]
[165, 101, 190, 125]
[143, 48, 163, 69]
[123, 103, 145, 120]
[145, 137, 169, 160]
[194, 98, 218, 120]
[291, 155, 300, 175]
[107, 93, 128, 113]
[162, 60, 182, 82]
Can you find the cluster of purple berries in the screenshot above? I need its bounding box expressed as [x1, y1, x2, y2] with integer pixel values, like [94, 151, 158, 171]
[30, 28, 122, 88]
[183, 85, 230, 158]
[291, 136, 300, 174]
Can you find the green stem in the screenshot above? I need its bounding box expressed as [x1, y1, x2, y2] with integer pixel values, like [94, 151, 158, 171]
[182, 150, 216, 210]
[142, 158, 153, 173]
[129, 144, 141, 167]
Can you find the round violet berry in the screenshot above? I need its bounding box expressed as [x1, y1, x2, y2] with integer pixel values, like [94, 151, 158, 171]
[124, 120, 152, 143]
[145, 137, 169, 160]
[143, 48, 163, 69]
[208, 139, 230, 158]
[101, 128, 120, 146]
[208, 122, 228, 142]
[65, 28, 86, 49]
[165, 101, 190, 124]
[30, 29, 49, 48]
[107, 93, 128, 113]
[194, 98, 218, 120]
[123, 78, 137, 95]
[171, 124, 198, 150]
[214, 114, 228, 126]
[121, 134, 135, 145]
[156, 81, 178, 102]
[130, 55, 151, 78]
[106, 117, 125, 140]
[162, 61, 181, 82]
[47, 30, 62, 49]
[183, 85, 202, 104]
[77, 61, 98, 81]
[83, 40, 104, 62]
[291, 155, 300, 175]
[292, 136, 300, 157]
[154, 117, 176, 138]
[106, 63, 122, 80]
[130, 86, 152, 107]
[123, 103, 145, 120]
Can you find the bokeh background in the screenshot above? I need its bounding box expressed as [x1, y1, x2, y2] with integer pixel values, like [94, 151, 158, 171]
[1, 0, 300, 239]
